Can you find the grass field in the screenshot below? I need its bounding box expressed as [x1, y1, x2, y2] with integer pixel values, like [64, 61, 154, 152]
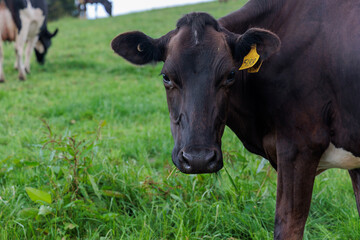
[0, 0, 359, 239]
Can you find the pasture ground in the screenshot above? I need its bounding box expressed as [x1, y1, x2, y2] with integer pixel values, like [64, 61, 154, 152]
[0, 0, 359, 239]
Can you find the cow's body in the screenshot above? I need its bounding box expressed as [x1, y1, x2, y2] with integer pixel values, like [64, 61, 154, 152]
[112, 0, 360, 239]
[0, 0, 58, 82]
[219, 0, 360, 173]
[0, 1, 17, 42]
[219, 1, 360, 238]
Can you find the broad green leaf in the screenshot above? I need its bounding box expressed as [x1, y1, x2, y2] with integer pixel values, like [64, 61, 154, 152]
[25, 187, 52, 204]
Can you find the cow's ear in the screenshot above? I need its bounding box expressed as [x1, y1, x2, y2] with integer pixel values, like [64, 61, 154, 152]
[44, 28, 58, 38]
[111, 31, 166, 65]
[232, 28, 280, 62]
[51, 28, 59, 38]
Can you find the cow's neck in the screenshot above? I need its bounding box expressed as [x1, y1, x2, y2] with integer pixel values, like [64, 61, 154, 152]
[226, 71, 270, 159]
[219, 0, 297, 162]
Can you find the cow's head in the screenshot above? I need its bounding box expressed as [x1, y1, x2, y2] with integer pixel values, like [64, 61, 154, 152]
[35, 28, 59, 64]
[112, 12, 280, 174]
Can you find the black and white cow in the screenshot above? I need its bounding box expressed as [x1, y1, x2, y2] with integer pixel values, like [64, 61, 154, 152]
[0, 0, 58, 81]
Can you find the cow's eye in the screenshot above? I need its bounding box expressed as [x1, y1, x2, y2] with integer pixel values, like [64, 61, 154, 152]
[226, 71, 236, 84]
[162, 73, 171, 85]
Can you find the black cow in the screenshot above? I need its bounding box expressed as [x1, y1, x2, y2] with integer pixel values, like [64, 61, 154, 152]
[111, 0, 360, 239]
[0, 0, 58, 81]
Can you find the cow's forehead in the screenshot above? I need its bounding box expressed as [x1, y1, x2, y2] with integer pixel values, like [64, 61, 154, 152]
[163, 26, 234, 86]
[166, 26, 230, 65]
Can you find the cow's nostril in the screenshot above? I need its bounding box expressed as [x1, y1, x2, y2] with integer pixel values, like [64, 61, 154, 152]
[205, 150, 216, 162]
[206, 151, 219, 171]
[208, 151, 222, 172]
[180, 151, 191, 170]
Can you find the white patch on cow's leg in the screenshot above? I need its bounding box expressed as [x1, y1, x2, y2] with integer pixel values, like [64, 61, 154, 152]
[15, 39, 27, 80]
[15, 23, 30, 81]
[0, 37, 4, 82]
[25, 37, 38, 73]
[317, 143, 360, 174]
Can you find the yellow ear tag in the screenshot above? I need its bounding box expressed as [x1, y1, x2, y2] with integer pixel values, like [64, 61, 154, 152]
[239, 45, 262, 73]
[248, 59, 263, 73]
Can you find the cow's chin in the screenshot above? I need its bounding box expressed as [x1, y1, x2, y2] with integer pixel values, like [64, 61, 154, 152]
[172, 146, 224, 174]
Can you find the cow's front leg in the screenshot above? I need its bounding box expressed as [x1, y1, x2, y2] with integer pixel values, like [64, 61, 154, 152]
[348, 168, 360, 217]
[0, 38, 4, 82]
[274, 136, 326, 240]
[15, 23, 30, 81]
[24, 37, 38, 74]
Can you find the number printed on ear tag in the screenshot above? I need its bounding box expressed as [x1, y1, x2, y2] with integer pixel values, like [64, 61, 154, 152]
[239, 45, 260, 71]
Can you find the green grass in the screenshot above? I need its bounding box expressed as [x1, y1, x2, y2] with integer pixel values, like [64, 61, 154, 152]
[0, 0, 359, 239]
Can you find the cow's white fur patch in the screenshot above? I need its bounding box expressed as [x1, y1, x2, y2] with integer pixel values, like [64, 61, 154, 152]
[19, 1, 45, 35]
[16, 0, 45, 78]
[318, 143, 360, 172]
[19, 8, 44, 39]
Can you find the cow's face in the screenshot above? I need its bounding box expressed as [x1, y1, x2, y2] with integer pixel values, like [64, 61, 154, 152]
[112, 13, 280, 174]
[35, 28, 58, 64]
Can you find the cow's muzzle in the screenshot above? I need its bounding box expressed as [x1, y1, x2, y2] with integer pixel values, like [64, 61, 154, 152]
[175, 146, 223, 174]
